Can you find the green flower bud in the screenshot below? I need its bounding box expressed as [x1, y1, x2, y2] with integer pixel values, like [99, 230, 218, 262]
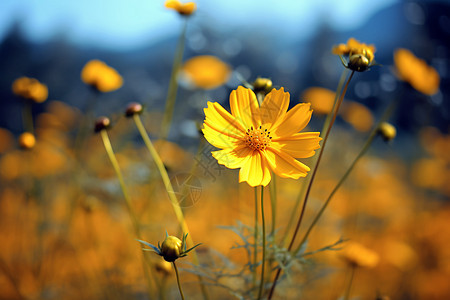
[160, 235, 183, 262]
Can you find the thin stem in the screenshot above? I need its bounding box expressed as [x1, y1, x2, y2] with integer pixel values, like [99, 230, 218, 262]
[268, 71, 355, 300]
[22, 100, 34, 134]
[257, 186, 266, 300]
[281, 69, 348, 247]
[343, 265, 356, 300]
[133, 114, 209, 300]
[99, 129, 156, 297]
[160, 19, 188, 140]
[173, 261, 185, 300]
[253, 186, 258, 289]
[269, 173, 277, 238]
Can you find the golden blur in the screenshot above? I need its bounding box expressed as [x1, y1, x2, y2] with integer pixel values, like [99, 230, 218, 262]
[81, 60, 123, 92]
[180, 55, 231, 90]
[12, 77, 48, 103]
[165, 0, 196, 15]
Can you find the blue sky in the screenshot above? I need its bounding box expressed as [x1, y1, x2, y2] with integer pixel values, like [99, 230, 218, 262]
[0, 0, 398, 51]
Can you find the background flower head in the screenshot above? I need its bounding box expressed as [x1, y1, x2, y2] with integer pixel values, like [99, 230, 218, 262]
[179, 55, 231, 90]
[81, 60, 123, 93]
[202, 86, 321, 187]
[12, 77, 48, 103]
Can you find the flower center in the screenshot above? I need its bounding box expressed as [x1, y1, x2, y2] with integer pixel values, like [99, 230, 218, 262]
[245, 126, 272, 151]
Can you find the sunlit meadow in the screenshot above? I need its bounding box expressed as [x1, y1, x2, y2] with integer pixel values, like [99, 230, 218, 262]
[1, 1, 449, 300]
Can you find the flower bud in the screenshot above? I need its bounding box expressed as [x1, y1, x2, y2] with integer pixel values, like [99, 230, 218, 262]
[347, 54, 371, 72]
[378, 122, 396, 142]
[160, 235, 183, 262]
[252, 77, 273, 94]
[18, 132, 36, 149]
[94, 116, 111, 133]
[125, 102, 143, 117]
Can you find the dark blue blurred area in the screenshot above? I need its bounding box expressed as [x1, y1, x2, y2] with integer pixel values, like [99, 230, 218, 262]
[0, 1, 449, 142]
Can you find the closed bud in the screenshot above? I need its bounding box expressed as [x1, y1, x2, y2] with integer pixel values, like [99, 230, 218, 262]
[160, 236, 183, 262]
[94, 116, 111, 133]
[348, 54, 371, 72]
[252, 77, 273, 94]
[378, 122, 396, 142]
[125, 102, 143, 117]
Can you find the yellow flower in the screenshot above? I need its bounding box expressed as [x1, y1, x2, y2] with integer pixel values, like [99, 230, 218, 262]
[341, 242, 379, 268]
[81, 60, 123, 92]
[202, 86, 321, 187]
[165, 0, 196, 15]
[18, 132, 36, 150]
[180, 55, 231, 90]
[340, 101, 374, 132]
[301, 87, 336, 115]
[332, 38, 376, 72]
[12, 77, 48, 103]
[394, 48, 440, 95]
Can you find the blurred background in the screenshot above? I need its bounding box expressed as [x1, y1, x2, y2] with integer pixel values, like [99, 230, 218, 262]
[1, 0, 450, 299]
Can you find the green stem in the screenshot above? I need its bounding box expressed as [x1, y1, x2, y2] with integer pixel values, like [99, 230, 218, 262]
[343, 265, 356, 300]
[160, 19, 187, 140]
[133, 114, 209, 300]
[173, 261, 185, 300]
[268, 71, 355, 300]
[269, 173, 277, 238]
[281, 69, 348, 247]
[257, 186, 266, 300]
[22, 100, 34, 134]
[253, 186, 258, 288]
[99, 129, 156, 297]
[295, 91, 399, 253]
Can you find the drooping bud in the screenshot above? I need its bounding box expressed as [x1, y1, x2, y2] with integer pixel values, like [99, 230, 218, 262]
[377, 122, 397, 142]
[94, 116, 111, 133]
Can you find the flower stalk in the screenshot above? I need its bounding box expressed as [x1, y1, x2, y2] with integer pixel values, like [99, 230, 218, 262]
[257, 186, 266, 300]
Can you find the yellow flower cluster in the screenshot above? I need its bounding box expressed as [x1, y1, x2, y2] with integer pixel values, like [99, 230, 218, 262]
[394, 48, 440, 95]
[341, 242, 379, 268]
[165, 0, 196, 15]
[81, 60, 123, 93]
[12, 77, 48, 103]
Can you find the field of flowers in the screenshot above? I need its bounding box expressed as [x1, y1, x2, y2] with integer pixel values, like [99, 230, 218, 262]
[0, 1, 449, 299]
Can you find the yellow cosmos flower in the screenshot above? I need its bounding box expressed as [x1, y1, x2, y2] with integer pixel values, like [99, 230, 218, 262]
[81, 60, 123, 93]
[165, 0, 196, 15]
[341, 242, 379, 268]
[202, 86, 321, 187]
[180, 55, 231, 90]
[332, 38, 376, 72]
[12, 77, 48, 103]
[394, 48, 440, 95]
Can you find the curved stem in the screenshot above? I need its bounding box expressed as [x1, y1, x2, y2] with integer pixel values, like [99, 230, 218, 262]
[257, 186, 266, 300]
[173, 261, 185, 300]
[22, 100, 34, 134]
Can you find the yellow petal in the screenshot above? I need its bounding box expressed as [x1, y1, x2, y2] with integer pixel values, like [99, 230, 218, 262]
[204, 101, 246, 137]
[260, 87, 290, 129]
[265, 147, 310, 179]
[230, 86, 261, 130]
[202, 124, 242, 149]
[212, 146, 253, 169]
[273, 103, 312, 137]
[238, 150, 271, 187]
[272, 132, 321, 158]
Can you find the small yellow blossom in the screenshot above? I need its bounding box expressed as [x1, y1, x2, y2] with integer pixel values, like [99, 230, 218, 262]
[180, 55, 231, 90]
[12, 77, 48, 103]
[202, 86, 321, 187]
[378, 122, 396, 141]
[165, 0, 196, 15]
[340, 101, 374, 132]
[394, 48, 440, 95]
[18, 132, 36, 149]
[332, 38, 376, 72]
[301, 87, 335, 115]
[81, 60, 123, 93]
[341, 242, 379, 268]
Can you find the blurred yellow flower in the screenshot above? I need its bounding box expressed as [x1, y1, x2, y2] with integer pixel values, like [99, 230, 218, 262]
[332, 38, 376, 72]
[202, 86, 321, 187]
[394, 48, 440, 95]
[340, 101, 374, 132]
[81, 60, 123, 92]
[180, 55, 231, 90]
[18, 132, 36, 149]
[12, 77, 48, 103]
[341, 242, 379, 268]
[165, 0, 196, 15]
[301, 87, 335, 115]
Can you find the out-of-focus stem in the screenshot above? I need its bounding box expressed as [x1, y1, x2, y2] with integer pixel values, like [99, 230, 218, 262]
[173, 261, 185, 300]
